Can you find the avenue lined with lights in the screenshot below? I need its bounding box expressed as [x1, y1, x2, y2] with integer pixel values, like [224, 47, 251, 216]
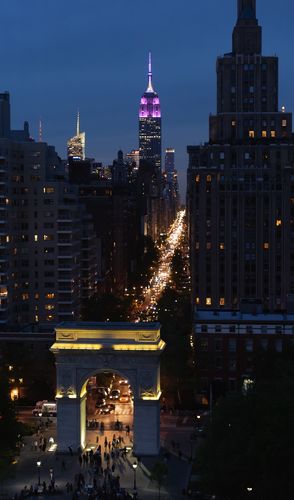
[136, 208, 186, 320]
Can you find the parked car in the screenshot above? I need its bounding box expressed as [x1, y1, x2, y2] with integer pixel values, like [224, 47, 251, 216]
[98, 404, 115, 415]
[97, 387, 110, 397]
[95, 398, 106, 409]
[109, 389, 120, 400]
[119, 393, 130, 404]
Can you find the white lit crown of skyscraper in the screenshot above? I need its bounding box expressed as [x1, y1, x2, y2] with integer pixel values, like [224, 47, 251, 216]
[67, 110, 86, 160]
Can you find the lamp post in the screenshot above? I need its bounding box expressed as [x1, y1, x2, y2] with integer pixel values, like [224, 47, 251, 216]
[36, 459, 41, 486]
[49, 468, 54, 485]
[132, 462, 138, 497]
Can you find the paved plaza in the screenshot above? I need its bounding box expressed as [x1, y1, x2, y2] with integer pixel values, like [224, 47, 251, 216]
[0, 413, 194, 499]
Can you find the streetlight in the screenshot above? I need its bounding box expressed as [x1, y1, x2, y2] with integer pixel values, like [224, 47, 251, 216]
[36, 459, 42, 486]
[132, 462, 138, 497]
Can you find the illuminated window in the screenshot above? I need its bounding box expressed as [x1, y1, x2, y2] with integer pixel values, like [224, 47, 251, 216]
[46, 292, 55, 299]
[220, 298, 225, 306]
[220, 243, 225, 250]
[206, 175, 212, 182]
[45, 304, 55, 311]
[282, 119, 287, 127]
[270, 130, 276, 138]
[195, 175, 200, 183]
[43, 187, 55, 194]
[0, 287, 8, 297]
[6, 236, 9, 243]
[206, 242, 212, 250]
[43, 234, 54, 241]
[196, 242, 200, 250]
[263, 242, 269, 249]
[34, 235, 38, 242]
[196, 297, 200, 305]
[276, 219, 282, 227]
[249, 130, 255, 138]
[262, 130, 267, 138]
[35, 315, 39, 322]
[35, 293, 39, 299]
[46, 314, 54, 321]
[206, 297, 212, 306]
[21, 293, 29, 300]
[231, 120, 236, 127]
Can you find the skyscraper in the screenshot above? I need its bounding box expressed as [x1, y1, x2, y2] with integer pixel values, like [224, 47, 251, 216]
[139, 53, 161, 170]
[187, 0, 294, 312]
[67, 111, 86, 160]
[165, 148, 175, 183]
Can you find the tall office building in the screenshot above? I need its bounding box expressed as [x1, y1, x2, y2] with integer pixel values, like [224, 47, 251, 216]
[139, 53, 162, 170]
[67, 111, 86, 160]
[187, 0, 294, 312]
[163, 148, 179, 227]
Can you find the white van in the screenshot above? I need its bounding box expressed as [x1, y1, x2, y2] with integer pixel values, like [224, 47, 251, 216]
[32, 401, 57, 417]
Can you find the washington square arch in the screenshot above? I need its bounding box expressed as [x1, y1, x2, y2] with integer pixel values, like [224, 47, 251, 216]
[51, 322, 165, 456]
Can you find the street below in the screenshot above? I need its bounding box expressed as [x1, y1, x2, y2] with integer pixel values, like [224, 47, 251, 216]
[135, 208, 186, 321]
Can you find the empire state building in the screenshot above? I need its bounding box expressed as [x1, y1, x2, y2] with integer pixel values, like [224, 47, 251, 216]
[139, 53, 162, 170]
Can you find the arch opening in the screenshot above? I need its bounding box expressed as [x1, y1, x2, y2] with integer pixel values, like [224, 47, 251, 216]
[81, 369, 134, 450]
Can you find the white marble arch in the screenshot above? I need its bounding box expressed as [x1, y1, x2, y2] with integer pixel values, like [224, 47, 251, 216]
[51, 322, 165, 456]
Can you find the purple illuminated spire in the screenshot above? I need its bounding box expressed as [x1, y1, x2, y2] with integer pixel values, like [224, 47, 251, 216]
[139, 52, 161, 118]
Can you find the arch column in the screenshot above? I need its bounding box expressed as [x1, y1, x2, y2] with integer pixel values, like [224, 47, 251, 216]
[56, 397, 81, 452]
[133, 399, 160, 456]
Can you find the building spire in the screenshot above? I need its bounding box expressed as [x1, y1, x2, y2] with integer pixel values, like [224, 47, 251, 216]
[146, 52, 154, 93]
[76, 109, 80, 136]
[38, 118, 42, 142]
[237, 0, 256, 21]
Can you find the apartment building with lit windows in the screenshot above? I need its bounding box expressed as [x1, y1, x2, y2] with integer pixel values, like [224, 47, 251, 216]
[0, 92, 98, 326]
[193, 300, 294, 400]
[187, 0, 294, 312]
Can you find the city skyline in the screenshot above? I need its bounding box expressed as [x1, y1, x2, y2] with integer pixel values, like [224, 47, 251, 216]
[0, 0, 293, 198]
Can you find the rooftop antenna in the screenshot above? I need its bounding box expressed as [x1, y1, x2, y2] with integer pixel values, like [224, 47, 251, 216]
[38, 118, 42, 142]
[76, 109, 80, 136]
[146, 52, 154, 93]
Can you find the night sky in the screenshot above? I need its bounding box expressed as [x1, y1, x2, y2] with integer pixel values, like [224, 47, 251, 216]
[1, 0, 293, 198]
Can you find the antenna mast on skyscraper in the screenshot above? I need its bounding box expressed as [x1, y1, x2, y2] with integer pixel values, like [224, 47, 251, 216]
[38, 118, 42, 142]
[76, 109, 80, 137]
[146, 52, 154, 93]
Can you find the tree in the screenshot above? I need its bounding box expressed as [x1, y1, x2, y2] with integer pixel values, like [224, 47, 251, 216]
[157, 286, 193, 408]
[197, 348, 294, 500]
[150, 461, 168, 499]
[129, 235, 159, 289]
[82, 292, 132, 322]
[0, 366, 19, 458]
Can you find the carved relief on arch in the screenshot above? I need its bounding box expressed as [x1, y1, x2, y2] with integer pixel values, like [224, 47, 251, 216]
[139, 369, 156, 398]
[57, 367, 76, 398]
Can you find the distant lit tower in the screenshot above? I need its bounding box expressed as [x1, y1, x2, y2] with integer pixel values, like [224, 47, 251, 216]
[67, 110, 86, 160]
[165, 148, 175, 183]
[139, 53, 161, 170]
